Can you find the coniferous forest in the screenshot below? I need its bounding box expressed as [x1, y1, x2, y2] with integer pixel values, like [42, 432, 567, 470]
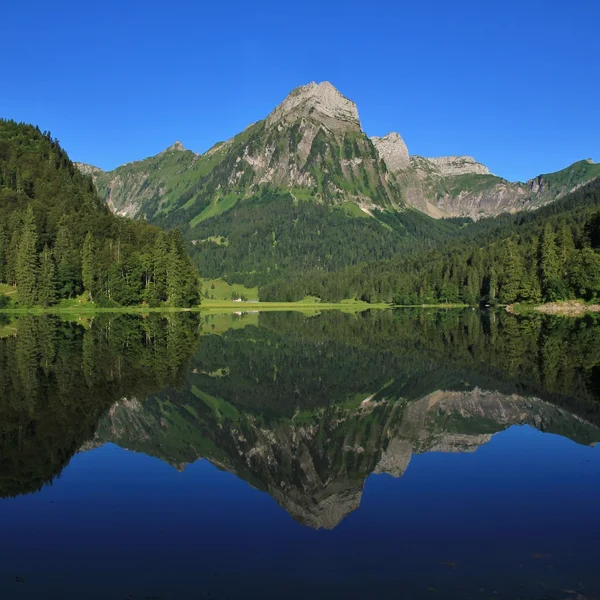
[0, 120, 200, 308]
[259, 180, 600, 304]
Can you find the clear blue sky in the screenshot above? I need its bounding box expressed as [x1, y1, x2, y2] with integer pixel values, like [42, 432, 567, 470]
[2, 0, 598, 182]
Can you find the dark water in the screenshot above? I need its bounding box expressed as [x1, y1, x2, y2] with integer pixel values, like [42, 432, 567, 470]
[0, 310, 599, 600]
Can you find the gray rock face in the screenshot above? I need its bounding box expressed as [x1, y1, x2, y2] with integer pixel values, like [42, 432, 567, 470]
[266, 81, 361, 132]
[74, 162, 104, 176]
[436, 181, 530, 219]
[426, 155, 491, 176]
[374, 438, 412, 477]
[371, 132, 410, 172]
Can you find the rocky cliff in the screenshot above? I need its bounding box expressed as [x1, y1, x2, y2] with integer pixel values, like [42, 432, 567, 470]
[426, 155, 491, 177]
[266, 81, 361, 132]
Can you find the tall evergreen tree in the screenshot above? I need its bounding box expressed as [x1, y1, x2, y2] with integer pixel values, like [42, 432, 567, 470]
[498, 240, 525, 304]
[166, 242, 184, 307]
[0, 224, 7, 283]
[150, 232, 169, 305]
[539, 223, 563, 301]
[54, 224, 79, 297]
[38, 244, 57, 307]
[16, 207, 39, 306]
[557, 223, 575, 274]
[7, 226, 21, 286]
[82, 232, 95, 301]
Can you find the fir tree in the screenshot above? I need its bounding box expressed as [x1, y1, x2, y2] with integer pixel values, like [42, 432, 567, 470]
[150, 232, 169, 305]
[540, 223, 563, 301]
[166, 241, 184, 307]
[38, 245, 57, 307]
[16, 207, 39, 306]
[82, 232, 95, 301]
[54, 224, 79, 297]
[557, 223, 575, 275]
[0, 225, 7, 283]
[7, 227, 20, 286]
[498, 240, 525, 304]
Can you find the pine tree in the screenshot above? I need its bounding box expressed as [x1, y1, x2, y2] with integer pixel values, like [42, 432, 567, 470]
[487, 267, 497, 304]
[0, 225, 7, 283]
[540, 223, 563, 301]
[54, 224, 79, 298]
[498, 240, 525, 304]
[557, 223, 575, 271]
[16, 207, 39, 306]
[150, 232, 169, 305]
[461, 267, 481, 305]
[82, 232, 95, 301]
[38, 244, 57, 307]
[7, 227, 20, 286]
[166, 242, 184, 307]
[165, 229, 200, 307]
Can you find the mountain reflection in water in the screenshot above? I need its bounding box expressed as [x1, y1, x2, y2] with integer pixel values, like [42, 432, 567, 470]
[0, 309, 599, 599]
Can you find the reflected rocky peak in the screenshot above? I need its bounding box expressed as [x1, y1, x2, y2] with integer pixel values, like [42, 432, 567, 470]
[91, 385, 600, 530]
[2, 309, 600, 531]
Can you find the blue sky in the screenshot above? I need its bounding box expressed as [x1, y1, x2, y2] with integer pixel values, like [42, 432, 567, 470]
[2, 0, 598, 181]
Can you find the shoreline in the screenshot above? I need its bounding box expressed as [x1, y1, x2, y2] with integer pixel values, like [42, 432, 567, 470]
[508, 301, 600, 317]
[0, 301, 390, 315]
[0, 300, 477, 315]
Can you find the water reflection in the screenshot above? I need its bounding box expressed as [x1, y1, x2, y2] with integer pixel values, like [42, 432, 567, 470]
[1, 309, 599, 532]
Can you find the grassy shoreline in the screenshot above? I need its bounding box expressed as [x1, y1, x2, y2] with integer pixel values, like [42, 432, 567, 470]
[0, 301, 391, 315]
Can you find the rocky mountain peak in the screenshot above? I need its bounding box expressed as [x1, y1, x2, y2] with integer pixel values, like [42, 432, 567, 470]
[164, 141, 186, 153]
[371, 132, 410, 172]
[426, 156, 491, 177]
[266, 81, 361, 132]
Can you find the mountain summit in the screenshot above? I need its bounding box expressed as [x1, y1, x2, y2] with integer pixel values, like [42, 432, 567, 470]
[266, 81, 361, 132]
[163, 140, 186, 152]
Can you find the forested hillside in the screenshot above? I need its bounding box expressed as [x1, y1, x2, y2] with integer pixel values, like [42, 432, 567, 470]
[260, 180, 600, 304]
[0, 120, 199, 307]
[190, 190, 462, 287]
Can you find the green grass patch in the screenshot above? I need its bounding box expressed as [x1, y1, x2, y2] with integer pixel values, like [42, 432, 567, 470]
[191, 193, 240, 226]
[444, 174, 505, 197]
[197, 235, 229, 247]
[290, 187, 318, 203]
[538, 159, 600, 190]
[336, 202, 371, 218]
[343, 392, 374, 409]
[0, 283, 17, 304]
[200, 311, 260, 333]
[0, 322, 18, 338]
[203, 279, 259, 301]
[190, 386, 240, 420]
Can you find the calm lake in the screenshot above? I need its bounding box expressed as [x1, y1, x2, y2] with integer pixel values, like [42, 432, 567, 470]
[0, 309, 599, 600]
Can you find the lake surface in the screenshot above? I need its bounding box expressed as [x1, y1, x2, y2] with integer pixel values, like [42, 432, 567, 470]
[0, 309, 599, 600]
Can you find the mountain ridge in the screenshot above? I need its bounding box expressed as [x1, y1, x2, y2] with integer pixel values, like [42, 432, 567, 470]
[77, 81, 599, 223]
